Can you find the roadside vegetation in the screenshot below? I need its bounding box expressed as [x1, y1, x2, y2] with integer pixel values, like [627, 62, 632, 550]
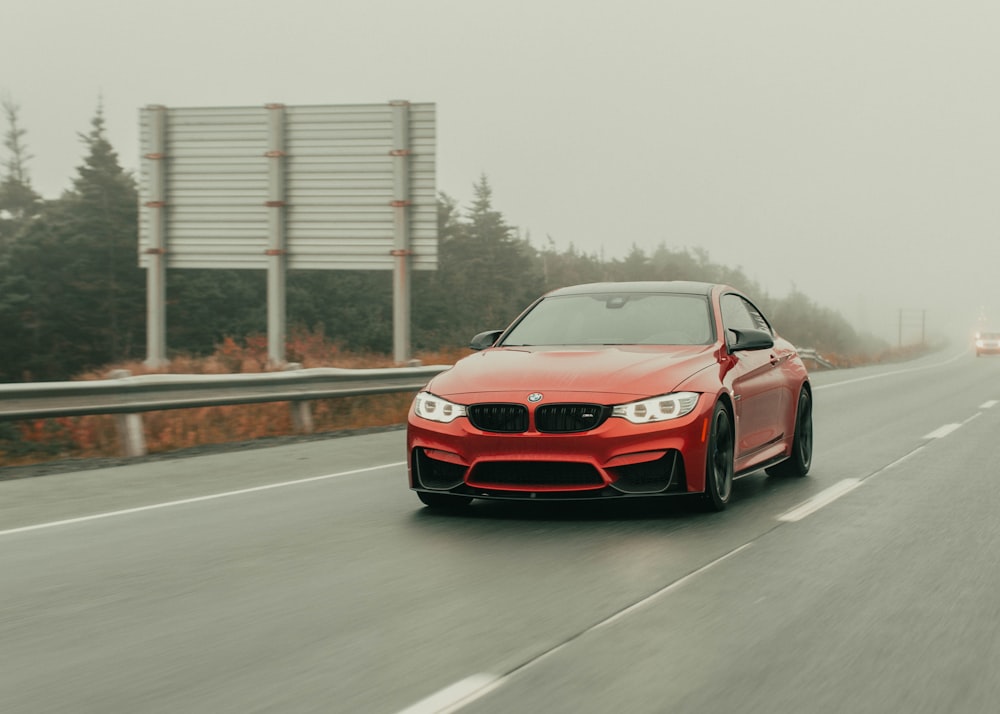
[0, 337, 468, 467]
[0, 99, 934, 467]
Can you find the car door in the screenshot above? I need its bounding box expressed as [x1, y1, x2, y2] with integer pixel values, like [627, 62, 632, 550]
[720, 293, 788, 466]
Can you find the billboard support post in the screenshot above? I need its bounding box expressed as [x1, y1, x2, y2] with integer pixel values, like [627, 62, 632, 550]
[390, 100, 412, 365]
[265, 104, 288, 367]
[144, 105, 168, 368]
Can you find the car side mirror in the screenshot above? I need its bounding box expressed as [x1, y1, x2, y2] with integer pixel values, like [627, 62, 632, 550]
[728, 328, 774, 352]
[469, 329, 504, 351]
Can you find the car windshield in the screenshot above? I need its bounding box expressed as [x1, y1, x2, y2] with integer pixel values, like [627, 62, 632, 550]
[500, 292, 714, 346]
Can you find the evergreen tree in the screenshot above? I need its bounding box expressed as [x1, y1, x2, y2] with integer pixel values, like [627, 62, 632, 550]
[0, 103, 144, 380]
[67, 104, 145, 367]
[0, 96, 41, 245]
[412, 193, 467, 347]
[166, 269, 268, 356]
[414, 178, 544, 347]
[608, 243, 655, 281]
[0, 96, 42, 379]
[538, 239, 605, 290]
[287, 269, 392, 352]
[457, 175, 543, 329]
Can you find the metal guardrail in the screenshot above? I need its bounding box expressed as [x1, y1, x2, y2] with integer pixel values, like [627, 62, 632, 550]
[0, 365, 451, 421]
[0, 365, 451, 459]
[796, 348, 835, 370]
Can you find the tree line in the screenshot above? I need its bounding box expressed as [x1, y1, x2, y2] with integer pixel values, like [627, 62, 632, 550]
[0, 101, 886, 382]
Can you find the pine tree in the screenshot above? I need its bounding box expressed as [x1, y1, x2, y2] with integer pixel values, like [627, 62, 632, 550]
[66, 104, 145, 364]
[0, 103, 144, 380]
[0, 96, 41, 245]
[0, 96, 41, 379]
[456, 177, 542, 327]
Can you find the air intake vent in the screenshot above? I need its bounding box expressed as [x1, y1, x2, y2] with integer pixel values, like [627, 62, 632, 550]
[470, 461, 604, 487]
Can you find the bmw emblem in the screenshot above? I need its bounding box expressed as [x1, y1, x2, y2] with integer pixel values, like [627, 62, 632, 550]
[527, 393, 544, 403]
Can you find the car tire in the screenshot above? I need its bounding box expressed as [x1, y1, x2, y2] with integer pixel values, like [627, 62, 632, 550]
[702, 401, 734, 511]
[766, 387, 813, 478]
[417, 491, 473, 510]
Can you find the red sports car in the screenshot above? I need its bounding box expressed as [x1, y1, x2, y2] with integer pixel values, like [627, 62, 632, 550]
[407, 281, 812, 511]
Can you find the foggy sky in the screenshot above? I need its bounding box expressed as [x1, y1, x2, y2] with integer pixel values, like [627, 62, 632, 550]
[5, 0, 1000, 343]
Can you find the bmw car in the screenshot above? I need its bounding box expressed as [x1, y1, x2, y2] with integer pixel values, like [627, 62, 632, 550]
[407, 281, 813, 511]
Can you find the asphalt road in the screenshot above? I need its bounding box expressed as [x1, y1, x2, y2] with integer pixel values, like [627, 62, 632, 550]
[2, 348, 999, 713]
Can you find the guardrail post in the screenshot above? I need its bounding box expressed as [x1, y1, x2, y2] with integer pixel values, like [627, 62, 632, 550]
[107, 370, 148, 457]
[282, 363, 314, 434]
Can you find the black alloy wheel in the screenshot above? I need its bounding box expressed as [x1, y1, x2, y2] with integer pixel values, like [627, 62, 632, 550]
[766, 387, 813, 478]
[703, 401, 735, 511]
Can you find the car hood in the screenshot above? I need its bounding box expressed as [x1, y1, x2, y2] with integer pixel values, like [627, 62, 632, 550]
[427, 345, 719, 400]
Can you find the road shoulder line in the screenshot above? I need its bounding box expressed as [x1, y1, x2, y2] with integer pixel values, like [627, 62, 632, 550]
[0, 462, 404, 537]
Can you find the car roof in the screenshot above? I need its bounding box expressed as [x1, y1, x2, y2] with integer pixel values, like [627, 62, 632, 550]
[545, 281, 720, 297]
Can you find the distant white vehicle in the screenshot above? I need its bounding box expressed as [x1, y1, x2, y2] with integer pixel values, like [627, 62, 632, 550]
[974, 331, 1000, 357]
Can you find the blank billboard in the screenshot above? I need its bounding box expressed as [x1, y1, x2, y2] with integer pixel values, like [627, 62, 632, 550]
[138, 102, 436, 270]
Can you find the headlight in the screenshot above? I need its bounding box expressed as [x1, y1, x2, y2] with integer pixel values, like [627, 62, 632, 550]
[612, 392, 700, 424]
[413, 392, 467, 423]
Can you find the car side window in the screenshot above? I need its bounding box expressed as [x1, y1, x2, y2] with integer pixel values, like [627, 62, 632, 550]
[720, 294, 772, 337]
[744, 300, 772, 333]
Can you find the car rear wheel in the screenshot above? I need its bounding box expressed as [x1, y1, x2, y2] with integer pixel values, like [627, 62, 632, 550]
[417, 491, 473, 510]
[702, 402, 734, 511]
[767, 387, 813, 478]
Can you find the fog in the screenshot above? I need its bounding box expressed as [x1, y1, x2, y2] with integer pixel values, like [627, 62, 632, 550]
[5, 0, 999, 344]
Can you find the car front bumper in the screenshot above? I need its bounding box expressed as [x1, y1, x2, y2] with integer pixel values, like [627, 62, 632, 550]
[406, 395, 716, 500]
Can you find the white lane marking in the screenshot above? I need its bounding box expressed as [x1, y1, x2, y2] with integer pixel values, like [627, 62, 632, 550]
[981, 400, 998, 409]
[397, 674, 499, 714]
[923, 423, 961, 440]
[873, 447, 925, 475]
[778, 479, 862, 522]
[779, 409, 981, 524]
[593, 542, 752, 630]
[403, 542, 754, 714]
[0, 462, 405, 538]
[812, 350, 966, 391]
